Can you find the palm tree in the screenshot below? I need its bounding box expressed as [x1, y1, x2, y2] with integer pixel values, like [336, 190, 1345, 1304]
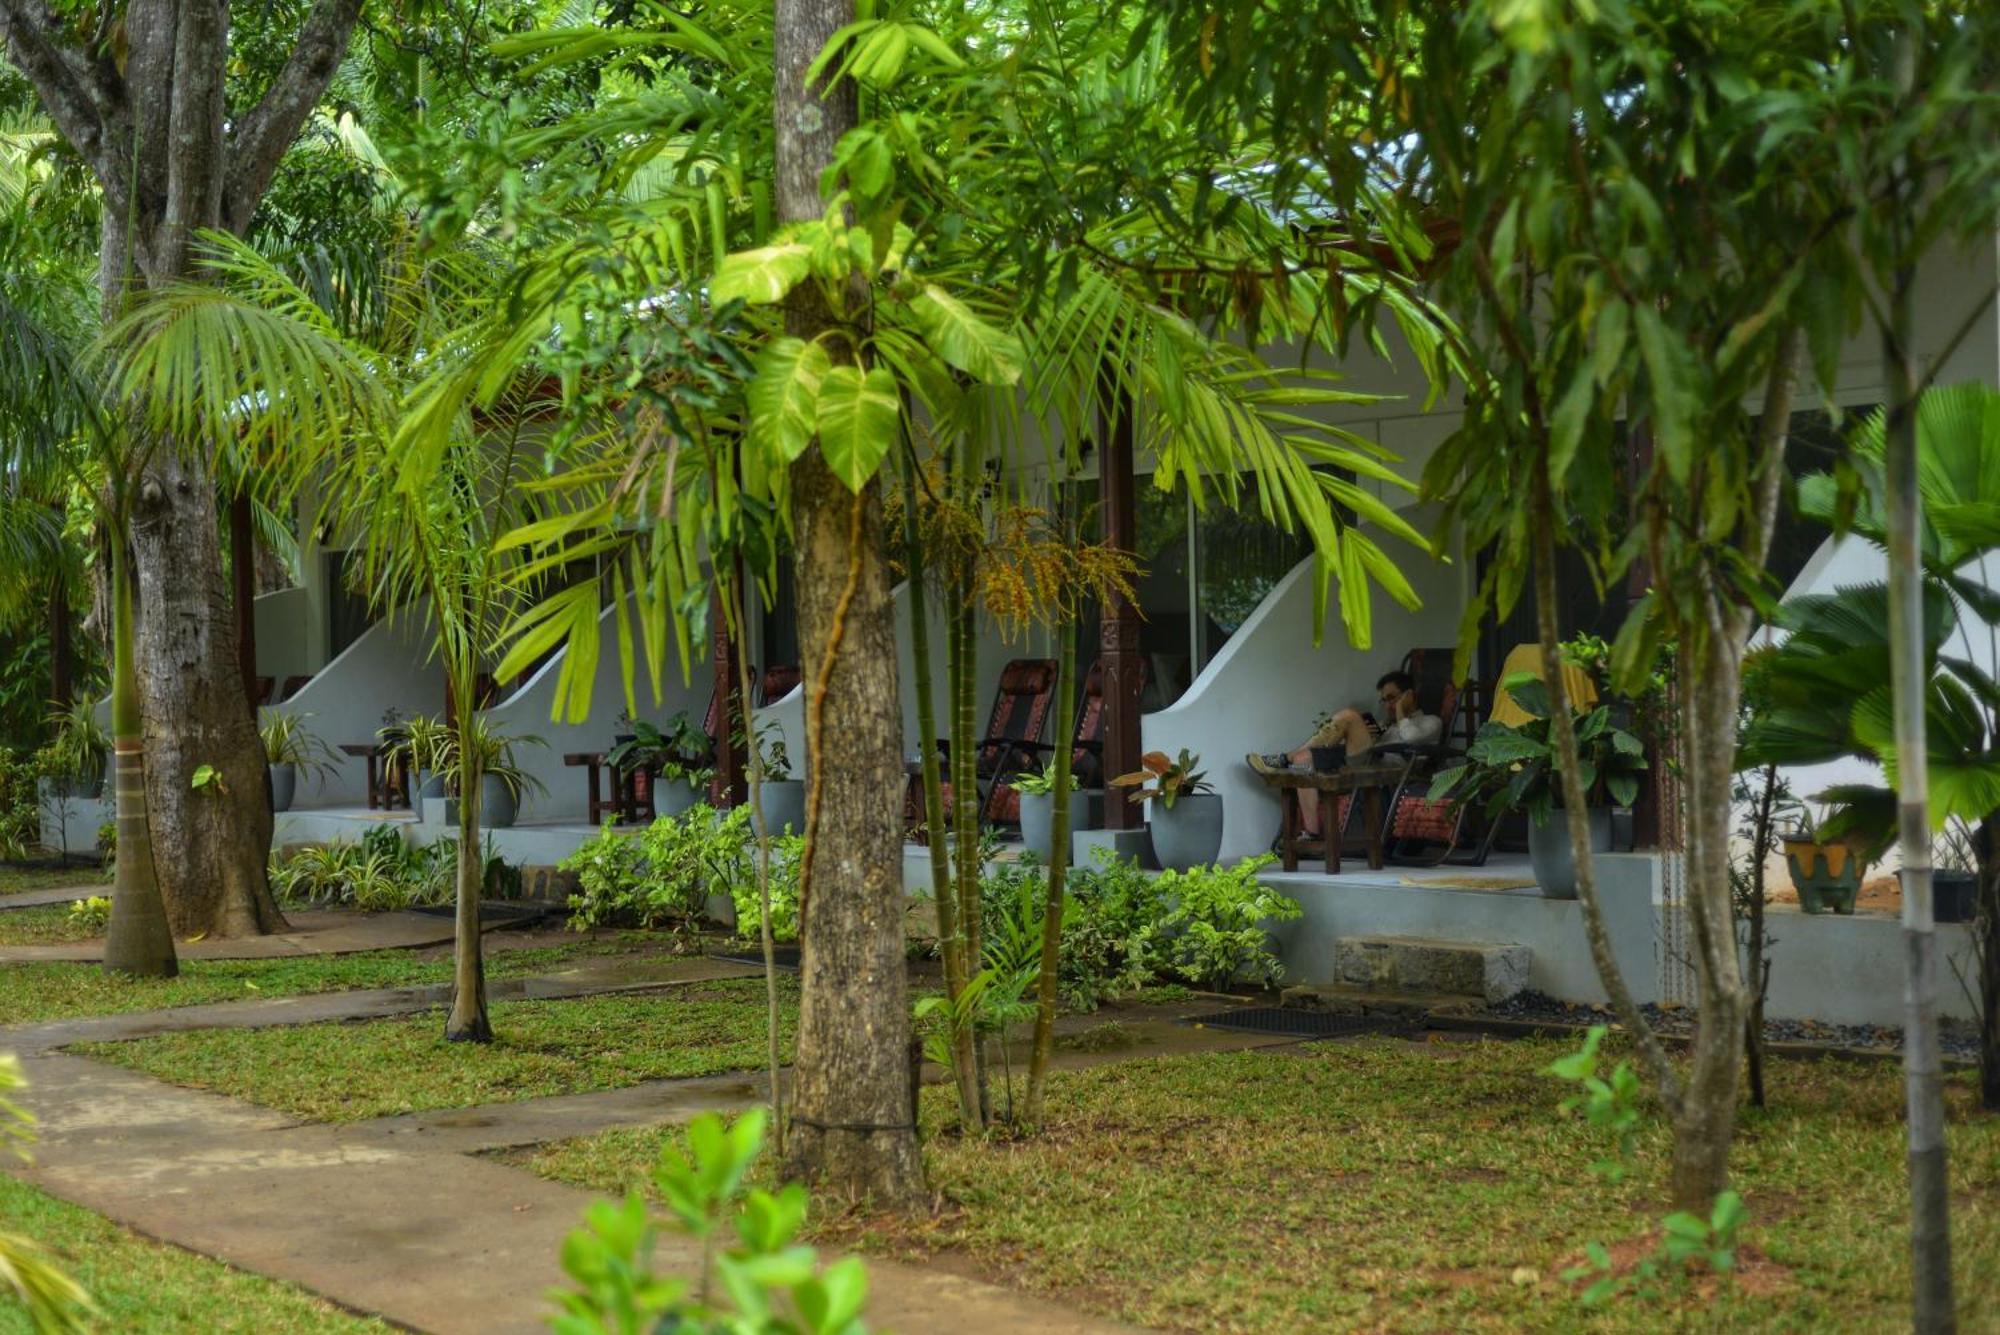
[0, 180, 176, 977]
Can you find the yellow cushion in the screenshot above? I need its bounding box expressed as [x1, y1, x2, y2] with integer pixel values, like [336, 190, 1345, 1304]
[1488, 643, 1598, 727]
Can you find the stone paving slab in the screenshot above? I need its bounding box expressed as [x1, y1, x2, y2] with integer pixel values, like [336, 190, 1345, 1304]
[0, 884, 110, 910]
[0, 907, 545, 963]
[10, 1047, 1137, 1334]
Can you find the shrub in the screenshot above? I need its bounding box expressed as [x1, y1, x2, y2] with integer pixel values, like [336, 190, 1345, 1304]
[268, 833, 459, 912]
[0, 749, 41, 861]
[561, 806, 766, 932]
[726, 832, 805, 944]
[67, 896, 111, 935]
[976, 850, 1300, 1007]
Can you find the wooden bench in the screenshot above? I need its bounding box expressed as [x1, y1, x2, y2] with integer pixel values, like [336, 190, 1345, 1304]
[563, 752, 652, 826]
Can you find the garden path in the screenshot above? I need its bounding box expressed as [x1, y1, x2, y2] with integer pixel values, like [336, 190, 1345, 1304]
[0, 884, 109, 909]
[2, 958, 1294, 1332]
[0, 907, 502, 962]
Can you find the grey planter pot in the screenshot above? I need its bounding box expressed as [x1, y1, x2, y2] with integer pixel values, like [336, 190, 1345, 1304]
[757, 780, 806, 836]
[479, 773, 519, 828]
[416, 769, 448, 801]
[1148, 793, 1224, 872]
[1018, 789, 1098, 863]
[268, 762, 297, 813]
[652, 775, 703, 817]
[1526, 807, 1613, 899]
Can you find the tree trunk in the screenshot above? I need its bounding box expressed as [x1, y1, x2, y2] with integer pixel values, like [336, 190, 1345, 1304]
[1744, 763, 1779, 1110]
[1979, 816, 2000, 1112]
[102, 545, 176, 977]
[231, 487, 258, 712]
[1669, 631, 1751, 1210]
[726, 577, 787, 1151]
[1885, 252, 1956, 1331]
[775, 0, 924, 1207]
[445, 714, 490, 1042]
[903, 458, 981, 1129]
[949, 551, 989, 1121]
[129, 448, 286, 938]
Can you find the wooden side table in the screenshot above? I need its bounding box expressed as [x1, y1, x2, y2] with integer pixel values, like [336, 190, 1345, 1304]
[339, 743, 410, 811]
[1258, 763, 1407, 874]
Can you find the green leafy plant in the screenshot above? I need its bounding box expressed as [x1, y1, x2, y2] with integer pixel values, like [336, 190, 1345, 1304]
[562, 806, 765, 932]
[1110, 748, 1212, 810]
[546, 1108, 870, 1335]
[607, 712, 712, 789]
[35, 699, 106, 789]
[1428, 674, 1647, 822]
[94, 819, 114, 866]
[460, 715, 549, 804]
[259, 710, 339, 780]
[190, 764, 223, 794]
[1149, 855, 1300, 991]
[1007, 757, 1063, 797]
[0, 751, 42, 860]
[729, 832, 806, 945]
[378, 713, 456, 794]
[65, 896, 110, 935]
[1543, 1025, 1644, 1183]
[754, 723, 792, 782]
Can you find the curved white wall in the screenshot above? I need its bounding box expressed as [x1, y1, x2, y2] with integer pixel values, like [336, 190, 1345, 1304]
[1143, 516, 1468, 863]
[251, 586, 314, 681]
[265, 611, 446, 808]
[482, 595, 715, 823]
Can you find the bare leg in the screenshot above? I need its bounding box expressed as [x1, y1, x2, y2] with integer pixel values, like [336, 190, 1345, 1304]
[1297, 712, 1373, 836]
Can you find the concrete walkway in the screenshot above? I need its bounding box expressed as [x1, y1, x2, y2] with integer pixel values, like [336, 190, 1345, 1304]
[0, 884, 110, 910]
[1, 960, 1298, 1332]
[0, 905, 547, 963]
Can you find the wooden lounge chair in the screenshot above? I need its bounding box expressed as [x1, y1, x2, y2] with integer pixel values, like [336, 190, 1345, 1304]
[1375, 645, 1506, 866]
[905, 658, 1058, 833]
[279, 673, 313, 702]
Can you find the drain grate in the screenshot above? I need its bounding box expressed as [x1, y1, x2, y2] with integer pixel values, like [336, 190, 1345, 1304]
[1182, 1007, 1415, 1039]
[709, 945, 802, 970]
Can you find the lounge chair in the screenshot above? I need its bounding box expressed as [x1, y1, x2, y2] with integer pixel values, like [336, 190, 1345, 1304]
[905, 657, 1059, 835]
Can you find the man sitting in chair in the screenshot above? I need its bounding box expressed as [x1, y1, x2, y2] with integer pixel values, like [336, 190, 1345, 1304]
[1244, 670, 1442, 835]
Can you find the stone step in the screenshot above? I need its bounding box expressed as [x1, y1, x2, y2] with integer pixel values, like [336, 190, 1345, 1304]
[1331, 934, 1530, 1004]
[1276, 983, 1486, 1019]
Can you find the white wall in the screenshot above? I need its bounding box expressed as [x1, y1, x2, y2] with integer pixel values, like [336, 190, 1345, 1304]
[251, 587, 313, 682]
[482, 594, 716, 824]
[1144, 522, 1468, 863]
[265, 611, 446, 808]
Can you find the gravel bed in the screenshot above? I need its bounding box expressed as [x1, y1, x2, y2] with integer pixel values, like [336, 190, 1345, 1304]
[1482, 991, 1980, 1062]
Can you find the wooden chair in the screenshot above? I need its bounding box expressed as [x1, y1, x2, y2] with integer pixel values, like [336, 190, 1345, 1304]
[909, 659, 1058, 830]
[279, 674, 313, 702]
[1374, 645, 1492, 866]
[253, 676, 276, 707]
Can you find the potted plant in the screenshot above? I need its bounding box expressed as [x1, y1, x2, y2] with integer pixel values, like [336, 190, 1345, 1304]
[1935, 817, 1978, 925]
[752, 723, 805, 835]
[457, 716, 548, 828]
[607, 711, 712, 816]
[378, 712, 455, 806]
[1428, 673, 1646, 899]
[38, 699, 109, 800]
[260, 711, 339, 813]
[1010, 757, 1096, 862]
[1112, 748, 1221, 872]
[1778, 807, 1871, 916]
[1306, 710, 1344, 772]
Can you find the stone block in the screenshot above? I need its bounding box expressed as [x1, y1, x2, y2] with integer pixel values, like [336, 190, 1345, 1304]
[1333, 934, 1531, 1004]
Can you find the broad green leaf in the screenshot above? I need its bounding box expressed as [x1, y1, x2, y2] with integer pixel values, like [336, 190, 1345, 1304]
[815, 365, 900, 492]
[907, 285, 1024, 386]
[712, 242, 812, 306]
[748, 337, 831, 464]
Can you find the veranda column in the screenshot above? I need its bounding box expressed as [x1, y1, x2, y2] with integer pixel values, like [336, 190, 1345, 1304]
[1098, 380, 1142, 830]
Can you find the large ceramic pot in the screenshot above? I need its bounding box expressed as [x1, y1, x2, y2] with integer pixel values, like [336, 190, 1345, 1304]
[268, 762, 297, 814]
[415, 769, 448, 801]
[1527, 807, 1614, 899]
[479, 773, 519, 828]
[1018, 789, 1097, 863]
[1934, 870, 1977, 924]
[758, 779, 806, 836]
[653, 775, 703, 817]
[1782, 836, 1866, 915]
[1148, 793, 1224, 872]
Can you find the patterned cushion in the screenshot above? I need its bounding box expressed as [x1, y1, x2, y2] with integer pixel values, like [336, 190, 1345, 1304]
[1392, 795, 1459, 845]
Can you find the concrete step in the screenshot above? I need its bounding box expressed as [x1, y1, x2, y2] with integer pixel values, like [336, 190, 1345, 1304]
[1330, 934, 1530, 1004]
[1276, 983, 1485, 1020]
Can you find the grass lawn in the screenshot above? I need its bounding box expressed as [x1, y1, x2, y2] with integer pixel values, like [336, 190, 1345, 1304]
[522, 1036, 2000, 1333]
[0, 904, 101, 946]
[0, 936, 684, 1027]
[72, 978, 795, 1121]
[0, 1173, 387, 1334]
[0, 864, 106, 896]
